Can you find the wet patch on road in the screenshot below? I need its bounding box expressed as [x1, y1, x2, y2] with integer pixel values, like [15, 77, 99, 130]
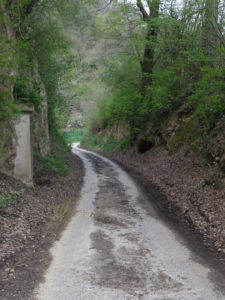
[87, 153, 184, 298]
[93, 213, 127, 227]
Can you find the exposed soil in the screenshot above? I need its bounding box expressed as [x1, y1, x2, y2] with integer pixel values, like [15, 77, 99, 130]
[0, 153, 84, 300]
[109, 146, 225, 261]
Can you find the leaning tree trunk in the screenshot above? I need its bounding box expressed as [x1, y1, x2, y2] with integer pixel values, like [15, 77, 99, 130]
[137, 0, 160, 92]
[141, 0, 160, 92]
[202, 0, 219, 57]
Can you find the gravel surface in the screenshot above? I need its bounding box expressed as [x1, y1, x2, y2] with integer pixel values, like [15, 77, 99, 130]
[0, 153, 84, 300]
[110, 146, 225, 260]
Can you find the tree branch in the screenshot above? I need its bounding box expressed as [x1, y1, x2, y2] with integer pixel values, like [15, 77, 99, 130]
[96, 0, 113, 12]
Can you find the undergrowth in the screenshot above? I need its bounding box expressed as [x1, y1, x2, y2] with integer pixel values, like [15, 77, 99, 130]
[0, 190, 20, 209]
[34, 133, 70, 177]
[81, 135, 131, 153]
[63, 130, 84, 144]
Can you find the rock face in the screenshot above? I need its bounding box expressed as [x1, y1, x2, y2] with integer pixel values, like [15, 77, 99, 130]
[32, 59, 50, 157]
[99, 122, 130, 140]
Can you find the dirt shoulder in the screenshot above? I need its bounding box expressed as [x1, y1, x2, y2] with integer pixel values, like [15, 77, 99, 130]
[0, 153, 84, 300]
[109, 146, 225, 262]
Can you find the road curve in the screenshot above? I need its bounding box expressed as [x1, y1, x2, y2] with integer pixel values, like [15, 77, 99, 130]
[35, 145, 225, 300]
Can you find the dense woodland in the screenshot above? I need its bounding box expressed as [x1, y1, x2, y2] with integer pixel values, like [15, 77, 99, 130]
[86, 0, 225, 156]
[0, 0, 225, 173]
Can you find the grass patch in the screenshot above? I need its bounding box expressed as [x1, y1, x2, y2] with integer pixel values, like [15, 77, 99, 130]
[41, 154, 69, 176]
[63, 130, 84, 144]
[0, 190, 20, 209]
[81, 135, 131, 153]
[34, 133, 71, 177]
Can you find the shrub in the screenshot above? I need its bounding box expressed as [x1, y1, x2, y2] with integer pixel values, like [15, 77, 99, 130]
[188, 66, 225, 132]
[0, 190, 20, 209]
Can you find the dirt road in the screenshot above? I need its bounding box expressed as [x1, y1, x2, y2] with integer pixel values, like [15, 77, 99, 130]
[35, 145, 225, 300]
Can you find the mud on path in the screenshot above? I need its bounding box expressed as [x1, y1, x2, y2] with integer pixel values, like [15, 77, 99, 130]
[35, 146, 225, 300]
[0, 154, 84, 300]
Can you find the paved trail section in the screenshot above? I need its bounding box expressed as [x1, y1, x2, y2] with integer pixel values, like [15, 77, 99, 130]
[35, 145, 225, 300]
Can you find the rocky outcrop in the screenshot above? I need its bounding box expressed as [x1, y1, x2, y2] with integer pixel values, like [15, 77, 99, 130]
[99, 121, 130, 140]
[137, 105, 201, 155]
[32, 59, 50, 157]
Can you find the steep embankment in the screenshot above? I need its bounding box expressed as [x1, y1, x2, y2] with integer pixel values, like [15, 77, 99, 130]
[110, 144, 225, 260]
[0, 154, 84, 300]
[88, 100, 225, 260]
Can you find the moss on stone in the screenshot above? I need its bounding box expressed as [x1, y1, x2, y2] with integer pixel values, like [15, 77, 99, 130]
[0, 121, 16, 172]
[168, 116, 201, 153]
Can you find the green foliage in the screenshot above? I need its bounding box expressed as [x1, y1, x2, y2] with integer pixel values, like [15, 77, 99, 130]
[0, 190, 20, 209]
[118, 137, 131, 151]
[0, 18, 18, 121]
[0, 98, 20, 122]
[94, 55, 142, 137]
[36, 133, 70, 177]
[86, 0, 225, 156]
[188, 66, 225, 132]
[14, 79, 41, 111]
[82, 135, 131, 153]
[63, 130, 84, 144]
[30, 9, 75, 134]
[42, 153, 69, 176]
[139, 68, 178, 124]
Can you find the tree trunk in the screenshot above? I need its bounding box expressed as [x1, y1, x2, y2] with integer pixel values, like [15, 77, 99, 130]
[137, 0, 160, 92]
[202, 0, 219, 57]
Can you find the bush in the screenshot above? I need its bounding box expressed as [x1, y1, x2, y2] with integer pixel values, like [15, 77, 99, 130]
[82, 135, 131, 153]
[34, 133, 70, 177]
[63, 130, 84, 144]
[14, 79, 42, 111]
[0, 190, 20, 209]
[188, 66, 225, 132]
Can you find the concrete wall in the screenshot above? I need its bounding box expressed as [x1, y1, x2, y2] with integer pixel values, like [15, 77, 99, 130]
[13, 113, 33, 184]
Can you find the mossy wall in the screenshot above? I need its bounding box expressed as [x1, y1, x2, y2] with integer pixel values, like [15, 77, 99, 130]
[0, 121, 17, 176]
[0, 3, 50, 179]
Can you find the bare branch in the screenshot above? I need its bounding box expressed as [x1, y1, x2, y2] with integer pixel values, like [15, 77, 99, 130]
[96, 0, 113, 13]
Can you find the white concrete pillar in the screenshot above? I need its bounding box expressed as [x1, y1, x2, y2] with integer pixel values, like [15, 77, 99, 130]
[13, 105, 34, 184]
